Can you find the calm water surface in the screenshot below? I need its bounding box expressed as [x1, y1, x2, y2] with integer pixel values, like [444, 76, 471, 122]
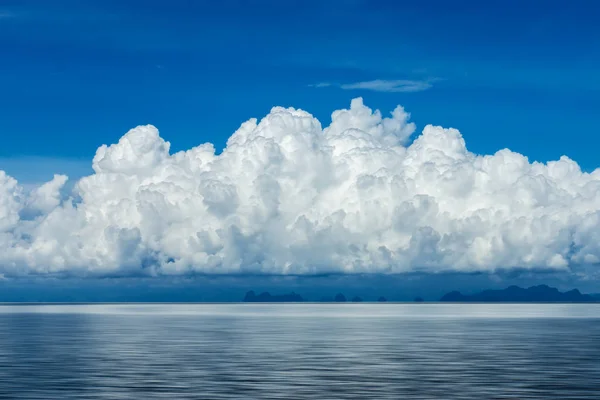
[0, 304, 599, 399]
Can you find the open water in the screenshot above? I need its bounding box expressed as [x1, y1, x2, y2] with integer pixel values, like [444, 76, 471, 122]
[0, 303, 598, 399]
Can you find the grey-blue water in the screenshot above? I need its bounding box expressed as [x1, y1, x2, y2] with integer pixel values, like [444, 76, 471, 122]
[0, 304, 599, 399]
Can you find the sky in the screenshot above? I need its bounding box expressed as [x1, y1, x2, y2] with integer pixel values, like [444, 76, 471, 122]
[0, 0, 599, 299]
[1, 0, 599, 177]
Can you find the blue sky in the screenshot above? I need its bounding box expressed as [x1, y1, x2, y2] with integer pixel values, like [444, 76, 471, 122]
[1, 0, 599, 183]
[1, 1, 600, 299]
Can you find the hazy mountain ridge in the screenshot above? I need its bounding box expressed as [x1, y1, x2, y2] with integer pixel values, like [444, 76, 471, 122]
[243, 292, 384, 302]
[243, 291, 304, 302]
[440, 285, 597, 303]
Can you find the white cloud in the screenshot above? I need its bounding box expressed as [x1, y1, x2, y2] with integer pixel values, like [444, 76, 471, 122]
[340, 79, 433, 92]
[311, 79, 435, 93]
[308, 82, 332, 88]
[1, 98, 600, 277]
[0, 156, 91, 184]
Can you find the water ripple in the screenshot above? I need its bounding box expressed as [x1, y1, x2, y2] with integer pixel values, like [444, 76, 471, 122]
[0, 304, 598, 399]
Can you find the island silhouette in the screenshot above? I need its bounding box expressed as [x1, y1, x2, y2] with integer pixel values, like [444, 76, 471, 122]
[243, 290, 304, 302]
[240, 285, 599, 303]
[440, 285, 596, 303]
[334, 293, 347, 302]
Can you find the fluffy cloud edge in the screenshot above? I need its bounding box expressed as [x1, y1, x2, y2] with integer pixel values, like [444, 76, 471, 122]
[1, 98, 600, 278]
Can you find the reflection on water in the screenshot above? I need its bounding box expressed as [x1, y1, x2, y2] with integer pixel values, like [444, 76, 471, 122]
[0, 304, 599, 399]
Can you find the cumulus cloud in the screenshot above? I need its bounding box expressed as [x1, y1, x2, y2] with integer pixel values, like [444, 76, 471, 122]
[311, 79, 435, 93]
[1, 98, 600, 277]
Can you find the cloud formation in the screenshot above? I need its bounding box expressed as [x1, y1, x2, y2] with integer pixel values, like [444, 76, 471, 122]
[1, 98, 600, 277]
[311, 79, 434, 93]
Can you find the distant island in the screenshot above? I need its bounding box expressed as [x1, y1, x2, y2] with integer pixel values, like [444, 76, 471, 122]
[243, 290, 304, 302]
[242, 291, 395, 302]
[240, 285, 598, 303]
[334, 293, 346, 302]
[440, 285, 597, 303]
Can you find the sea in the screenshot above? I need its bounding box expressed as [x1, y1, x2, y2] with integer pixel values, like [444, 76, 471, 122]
[0, 303, 598, 399]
